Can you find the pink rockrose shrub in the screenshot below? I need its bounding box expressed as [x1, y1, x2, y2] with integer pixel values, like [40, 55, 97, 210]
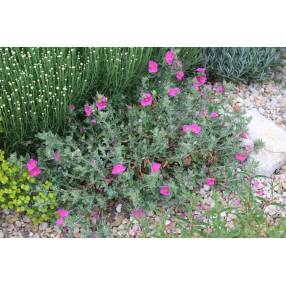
[160, 186, 171, 196]
[140, 92, 153, 107]
[112, 164, 125, 175]
[176, 71, 184, 81]
[241, 132, 249, 139]
[84, 105, 93, 117]
[235, 152, 247, 162]
[148, 60, 158, 73]
[206, 177, 216, 186]
[29, 167, 41, 177]
[165, 50, 175, 65]
[210, 112, 219, 119]
[151, 162, 161, 173]
[168, 87, 181, 97]
[132, 208, 144, 220]
[26, 159, 38, 172]
[96, 96, 107, 110]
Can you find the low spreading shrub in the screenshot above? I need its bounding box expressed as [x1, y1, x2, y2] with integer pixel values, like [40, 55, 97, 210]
[203, 47, 282, 82]
[0, 150, 57, 223]
[34, 50, 260, 229]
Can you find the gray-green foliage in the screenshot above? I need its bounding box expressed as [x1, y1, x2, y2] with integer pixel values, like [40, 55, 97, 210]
[203, 47, 282, 82]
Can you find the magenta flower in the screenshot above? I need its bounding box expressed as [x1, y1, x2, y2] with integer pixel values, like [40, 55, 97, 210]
[54, 151, 61, 162]
[210, 112, 219, 119]
[235, 152, 247, 162]
[132, 208, 144, 220]
[215, 85, 225, 93]
[112, 164, 125, 175]
[160, 186, 171, 196]
[68, 104, 75, 111]
[196, 75, 207, 86]
[196, 67, 205, 73]
[176, 71, 184, 81]
[29, 167, 41, 177]
[96, 96, 107, 110]
[148, 60, 158, 73]
[206, 177, 216, 186]
[91, 119, 97, 125]
[56, 217, 64, 226]
[57, 209, 69, 218]
[168, 87, 181, 97]
[84, 105, 93, 117]
[26, 159, 38, 172]
[151, 162, 161, 173]
[241, 132, 249, 139]
[140, 92, 153, 107]
[182, 124, 201, 134]
[165, 50, 175, 65]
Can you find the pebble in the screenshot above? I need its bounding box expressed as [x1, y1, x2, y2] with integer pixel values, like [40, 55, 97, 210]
[116, 204, 122, 213]
[0, 230, 4, 238]
[39, 222, 48, 231]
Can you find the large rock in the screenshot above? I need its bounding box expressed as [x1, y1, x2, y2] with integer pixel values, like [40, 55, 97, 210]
[247, 109, 286, 176]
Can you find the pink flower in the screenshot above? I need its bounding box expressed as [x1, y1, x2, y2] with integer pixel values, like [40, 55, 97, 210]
[233, 199, 241, 206]
[168, 87, 181, 97]
[26, 159, 38, 172]
[176, 71, 184, 81]
[68, 104, 75, 111]
[96, 96, 107, 110]
[165, 50, 175, 65]
[182, 124, 201, 135]
[235, 152, 247, 162]
[206, 177, 216, 186]
[151, 162, 161, 173]
[160, 186, 171, 196]
[112, 164, 125, 175]
[215, 85, 225, 93]
[196, 75, 207, 86]
[54, 151, 61, 162]
[57, 209, 69, 218]
[56, 217, 64, 226]
[132, 209, 143, 220]
[196, 67, 205, 73]
[29, 167, 41, 177]
[148, 60, 158, 73]
[84, 105, 93, 117]
[210, 112, 219, 119]
[190, 123, 201, 135]
[140, 92, 153, 107]
[91, 119, 97, 125]
[241, 132, 249, 139]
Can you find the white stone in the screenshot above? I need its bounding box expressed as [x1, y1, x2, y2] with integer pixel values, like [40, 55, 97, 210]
[247, 109, 286, 176]
[116, 204, 122, 213]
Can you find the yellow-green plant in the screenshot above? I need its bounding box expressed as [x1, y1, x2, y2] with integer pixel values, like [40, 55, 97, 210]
[0, 149, 57, 223]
